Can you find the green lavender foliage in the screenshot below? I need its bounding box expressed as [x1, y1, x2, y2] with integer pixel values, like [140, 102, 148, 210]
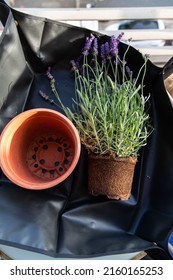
[43, 33, 153, 158]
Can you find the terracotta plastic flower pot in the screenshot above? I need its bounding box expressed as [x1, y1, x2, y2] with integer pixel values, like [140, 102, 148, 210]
[0, 108, 81, 190]
[88, 155, 137, 200]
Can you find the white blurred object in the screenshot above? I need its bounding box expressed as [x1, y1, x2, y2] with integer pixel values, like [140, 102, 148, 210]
[105, 19, 165, 47]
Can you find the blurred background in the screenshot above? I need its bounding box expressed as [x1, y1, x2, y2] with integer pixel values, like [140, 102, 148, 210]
[6, 0, 173, 8]
[6, 0, 173, 46]
[1, 0, 173, 65]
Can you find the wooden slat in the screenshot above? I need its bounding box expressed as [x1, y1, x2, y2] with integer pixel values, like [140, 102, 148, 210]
[100, 30, 173, 41]
[138, 46, 173, 55]
[15, 7, 173, 21]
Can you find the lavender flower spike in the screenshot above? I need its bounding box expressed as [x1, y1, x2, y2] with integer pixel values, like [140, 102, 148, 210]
[82, 34, 95, 56]
[125, 65, 133, 77]
[110, 33, 124, 57]
[100, 44, 106, 63]
[117, 32, 124, 41]
[39, 90, 49, 100]
[46, 66, 54, 80]
[104, 42, 111, 60]
[110, 35, 118, 57]
[91, 37, 98, 55]
[70, 60, 78, 71]
[39, 90, 54, 104]
[104, 42, 110, 55]
[145, 53, 150, 59]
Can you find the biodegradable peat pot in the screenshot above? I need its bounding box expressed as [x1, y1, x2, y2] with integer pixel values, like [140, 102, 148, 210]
[88, 155, 137, 200]
[0, 108, 81, 190]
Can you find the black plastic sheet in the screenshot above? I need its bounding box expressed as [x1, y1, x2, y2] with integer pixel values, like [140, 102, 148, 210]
[0, 0, 172, 259]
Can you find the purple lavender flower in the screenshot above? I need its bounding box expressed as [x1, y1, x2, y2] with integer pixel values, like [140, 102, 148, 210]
[39, 90, 49, 101]
[100, 44, 105, 58]
[122, 60, 127, 65]
[113, 58, 119, 65]
[128, 37, 133, 42]
[91, 37, 98, 55]
[100, 44, 106, 63]
[145, 53, 150, 59]
[82, 34, 95, 56]
[39, 90, 55, 104]
[104, 42, 110, 55]
[70, 55, 83, 73]
[101, 42, 111, 61]
[132, 78, 136, 83]
[70, 60, 78, 71]
[110, 35, 118, 56]
[110, 33, 124, 57]
[46, 67, 54, 80]
[117, 32, 124, 42]
[49, 99, 54, 104]
[125, 65, 132, 77]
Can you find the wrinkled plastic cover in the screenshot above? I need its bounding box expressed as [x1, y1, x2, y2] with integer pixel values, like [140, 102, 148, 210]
[0, 0, 172, 259]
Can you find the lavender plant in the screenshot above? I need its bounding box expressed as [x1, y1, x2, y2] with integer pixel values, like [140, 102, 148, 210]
[40, 33, 153, 158]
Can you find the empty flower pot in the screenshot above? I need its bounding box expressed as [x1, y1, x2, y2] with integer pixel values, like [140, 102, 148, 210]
[0, 108, 81, 190]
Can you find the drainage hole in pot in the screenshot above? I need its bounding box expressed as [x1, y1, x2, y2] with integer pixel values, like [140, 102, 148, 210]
[43, 144, 48, 150]
[64, 159, 69, 165]
[39, 159, 45, 165]
[39, 140, 43, 144]
[59, 167, 63, 172]
[49, 170, 55, 174]
[42, 169, 47, 173]
[54, 161, 60, 166]
[65, 151, 70, 157]
[57, 147, 62, 152]
[63, 143, 67, 148]
[34, 147, 38, 152]
[34, 164, 38, 168]
[32, 154, 36, 159]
